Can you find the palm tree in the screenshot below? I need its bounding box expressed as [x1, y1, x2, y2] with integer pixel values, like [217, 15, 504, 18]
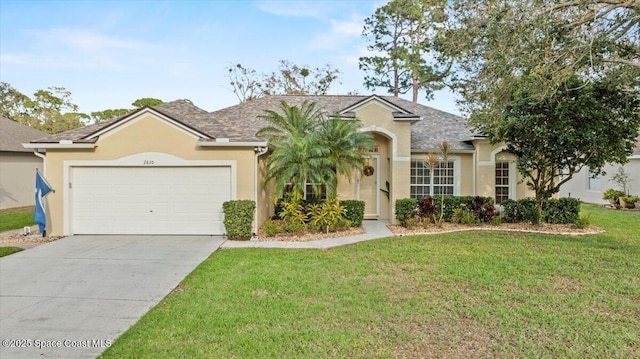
[318, 117, 375, 195]
[258, 101, 374, 200]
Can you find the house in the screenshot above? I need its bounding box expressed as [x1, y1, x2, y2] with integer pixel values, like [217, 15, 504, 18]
[559, 138, 640, 203]
[1, 116, 47, 210]
[24, 95, 532, 236]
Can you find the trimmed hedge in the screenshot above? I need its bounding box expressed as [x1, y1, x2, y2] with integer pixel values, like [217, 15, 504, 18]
[340, 200, 365, 227]
[501, 197, 581, 224]
[222, 200, 256, 240]
[395, 198, 417, 224]
[544, 198, 581, 224]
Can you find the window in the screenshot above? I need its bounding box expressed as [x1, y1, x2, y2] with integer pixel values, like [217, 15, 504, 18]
[305, 183, 326, 202]
[587, 170, 601, 191]
[495, 161, 510, 204]
[410, 160, 454, 199]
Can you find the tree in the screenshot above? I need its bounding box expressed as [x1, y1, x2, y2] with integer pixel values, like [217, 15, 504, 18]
[448, 0, 639, 117]
[226, 60, 341, 103]
[481, 75, 639, 223]
[0, 82, 30, 121]
[257, 101, 373, 200]
[0, 83, 86, 134]
[132, 98, 164, 108]
[90, 108, 130, 123]
[359, 0, 453, 102]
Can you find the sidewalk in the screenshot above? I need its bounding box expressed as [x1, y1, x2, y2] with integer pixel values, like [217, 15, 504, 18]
[221, 220, 394, 249]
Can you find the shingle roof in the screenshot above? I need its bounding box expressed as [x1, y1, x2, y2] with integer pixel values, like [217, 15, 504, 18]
[210, 95, 475, 151]
[29, 96, 475, 151]
[0, 116, 49, 152]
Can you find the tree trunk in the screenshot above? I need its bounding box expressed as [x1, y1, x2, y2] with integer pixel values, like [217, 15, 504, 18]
[412, 74, 419, 103]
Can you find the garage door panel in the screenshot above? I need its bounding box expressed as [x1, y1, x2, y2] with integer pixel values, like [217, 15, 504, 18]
[72, 166, 232, 235]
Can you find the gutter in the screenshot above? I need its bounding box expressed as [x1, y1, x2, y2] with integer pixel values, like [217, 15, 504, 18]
[253, 145, 269, 237]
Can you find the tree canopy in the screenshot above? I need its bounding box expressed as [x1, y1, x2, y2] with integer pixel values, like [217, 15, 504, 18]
[0, 82, 86, 134]
[226, 60, 341, 103]
[359, 0, 452, 102]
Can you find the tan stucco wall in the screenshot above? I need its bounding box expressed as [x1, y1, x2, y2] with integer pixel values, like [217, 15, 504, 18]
[473, 140, 533, 201]
[0, 152, 43, 210]
[43, 114, 257, 236]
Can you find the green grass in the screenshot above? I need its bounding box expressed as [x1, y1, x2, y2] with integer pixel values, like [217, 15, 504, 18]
[0, 246, 24, 257]
[0, 206, 35, 232]
[101, 204, 639, 358]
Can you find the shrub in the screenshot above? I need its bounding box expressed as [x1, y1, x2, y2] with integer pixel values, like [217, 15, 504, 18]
[405, 216, 419, 228]
[602, 189, 625, 204]
[417, 196, 436, 223]
[283, 221, 308, 234]
[501, 198, 538, 224]
[452, 208, 477, 225]
[262, 219, 285, 237]
[395, 198, 417, 226]
[574, 215, 591, 229]
[310, 196, 347, 233]
[340, 200, 365, 227]
[279, 192, 307, 224]
[430, 196, 494, 222]
[222, 200, 256, 240]
[491, 216, 503, 226]
[544, 198, 581, 224]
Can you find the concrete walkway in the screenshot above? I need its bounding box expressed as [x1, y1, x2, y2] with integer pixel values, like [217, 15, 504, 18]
[222, 220, 394, 249]
[0, 235, 224, 359]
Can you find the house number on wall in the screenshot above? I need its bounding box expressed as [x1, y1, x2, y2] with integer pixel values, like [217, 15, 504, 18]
[143, 160, 155, 165]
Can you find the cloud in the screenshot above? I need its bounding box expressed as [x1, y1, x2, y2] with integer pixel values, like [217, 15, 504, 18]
[2, 27, 158, 72]
[309, 14, 364, 50]
[254, 0, 329, 18]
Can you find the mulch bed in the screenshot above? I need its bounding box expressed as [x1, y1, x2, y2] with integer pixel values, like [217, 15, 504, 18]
[256, 226, 365, 242]
[388, 222, 604, 236]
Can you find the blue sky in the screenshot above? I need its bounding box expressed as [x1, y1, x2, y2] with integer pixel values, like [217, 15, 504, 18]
[0, 0, 460, 116]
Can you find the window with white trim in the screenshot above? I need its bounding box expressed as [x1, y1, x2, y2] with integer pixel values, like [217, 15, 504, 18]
[587, 170, 601, 191]
[410, 160, 454, 199]
[495, 161, 510, 204]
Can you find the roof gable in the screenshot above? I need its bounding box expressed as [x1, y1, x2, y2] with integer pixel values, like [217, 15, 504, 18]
[337, 95, 421, 120]
[86, 107, 212, 141]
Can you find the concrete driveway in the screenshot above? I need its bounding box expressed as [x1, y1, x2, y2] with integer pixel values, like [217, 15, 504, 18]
[0, 235, 224, 359]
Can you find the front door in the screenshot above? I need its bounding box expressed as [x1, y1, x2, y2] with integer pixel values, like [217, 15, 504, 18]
[359, 155, 380, 217]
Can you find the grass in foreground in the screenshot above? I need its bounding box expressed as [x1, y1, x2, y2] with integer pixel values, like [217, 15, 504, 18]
[0, 246, 24, 257]
[0, 206, 35, 232]
[101, 204, 639, 358]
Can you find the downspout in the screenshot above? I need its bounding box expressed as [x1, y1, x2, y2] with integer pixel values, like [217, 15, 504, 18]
[253, 146, 268, 237]
[472, 151, 476, 196]
[33, 150, 46, 174]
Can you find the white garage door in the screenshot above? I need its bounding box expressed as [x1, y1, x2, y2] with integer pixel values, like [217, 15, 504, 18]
[72, 166, 231, 235]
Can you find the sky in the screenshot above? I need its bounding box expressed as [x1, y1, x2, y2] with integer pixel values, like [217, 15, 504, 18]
[0, 0, 462, 117]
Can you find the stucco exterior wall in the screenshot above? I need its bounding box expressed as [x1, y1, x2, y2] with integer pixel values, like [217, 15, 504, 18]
[0, 152, 43, 210]
[559, 159, 640, 203]
[43, 114, 256, 236]
[473, 140, 533, 201]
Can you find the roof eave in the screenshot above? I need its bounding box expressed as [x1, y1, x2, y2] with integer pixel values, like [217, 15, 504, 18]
[23, 142, 96, 149]
[197, 141, 268, 147]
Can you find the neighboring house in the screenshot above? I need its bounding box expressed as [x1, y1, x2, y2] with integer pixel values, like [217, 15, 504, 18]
[24, 95, 531, 236]
[1, 116, 47, 210]
[559, 138, 640, 203]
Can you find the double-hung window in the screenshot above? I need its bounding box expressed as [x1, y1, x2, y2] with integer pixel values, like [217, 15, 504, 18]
[495, 161, 510, 204]
[410, 160, 454, 199]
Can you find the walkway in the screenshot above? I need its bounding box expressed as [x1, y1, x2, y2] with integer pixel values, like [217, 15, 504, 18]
[221, 220, 393, 249]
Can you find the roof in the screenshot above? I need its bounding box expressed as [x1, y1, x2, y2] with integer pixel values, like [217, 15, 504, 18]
[0, 116, 48, 152]
[30, 96, 475, 151]
[210, 95, 474, 151]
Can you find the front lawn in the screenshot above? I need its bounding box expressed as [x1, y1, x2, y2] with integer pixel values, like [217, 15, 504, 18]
[0, 246, 24, 257]
[101, 204, 639, 358]
[0, 206, 35, 232]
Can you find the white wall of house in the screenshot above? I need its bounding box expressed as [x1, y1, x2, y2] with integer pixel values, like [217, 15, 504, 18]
[559, 158, 640, 204]
[0, 152, 42, 210]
